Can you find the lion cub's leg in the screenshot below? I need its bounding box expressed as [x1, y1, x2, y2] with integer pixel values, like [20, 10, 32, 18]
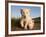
[20, 19, 24, 27]
[24, 21, 28, 29]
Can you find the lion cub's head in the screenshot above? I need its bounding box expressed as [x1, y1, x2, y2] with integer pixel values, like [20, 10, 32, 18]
[21, 8, 31, 17]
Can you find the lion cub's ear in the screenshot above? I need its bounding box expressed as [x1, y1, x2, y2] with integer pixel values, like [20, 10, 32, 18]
[21, 9, 23, 14]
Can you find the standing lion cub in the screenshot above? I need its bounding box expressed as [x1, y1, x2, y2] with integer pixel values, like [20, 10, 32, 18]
[20, 8, 34, 30]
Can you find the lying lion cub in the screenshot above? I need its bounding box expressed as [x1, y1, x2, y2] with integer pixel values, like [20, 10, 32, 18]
[20, 8, 34, 30]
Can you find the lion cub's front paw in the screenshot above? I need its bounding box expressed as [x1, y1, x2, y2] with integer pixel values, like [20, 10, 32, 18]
[24, 26, 27, 30]
[21, 24, 24, 28]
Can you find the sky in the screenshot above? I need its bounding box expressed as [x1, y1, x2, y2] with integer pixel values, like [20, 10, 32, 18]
[11, 5, 41, 18]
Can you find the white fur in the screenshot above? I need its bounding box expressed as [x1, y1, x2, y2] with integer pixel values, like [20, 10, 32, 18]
[20, 8, 34, 29]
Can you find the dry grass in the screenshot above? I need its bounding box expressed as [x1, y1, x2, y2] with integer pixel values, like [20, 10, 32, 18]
[11, 17, 41, 31]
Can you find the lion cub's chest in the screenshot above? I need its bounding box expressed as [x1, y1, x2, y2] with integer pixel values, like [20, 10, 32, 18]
[23, 17, 32, 23]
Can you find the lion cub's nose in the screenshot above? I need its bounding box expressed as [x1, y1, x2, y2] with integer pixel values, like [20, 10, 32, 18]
[24, 16, 26, 18]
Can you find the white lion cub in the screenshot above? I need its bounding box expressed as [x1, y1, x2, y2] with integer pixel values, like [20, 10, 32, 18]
[20, 8, 34, 30]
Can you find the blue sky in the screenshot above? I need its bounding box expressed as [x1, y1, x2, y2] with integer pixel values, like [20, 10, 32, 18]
[11, 6, 41, 18]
